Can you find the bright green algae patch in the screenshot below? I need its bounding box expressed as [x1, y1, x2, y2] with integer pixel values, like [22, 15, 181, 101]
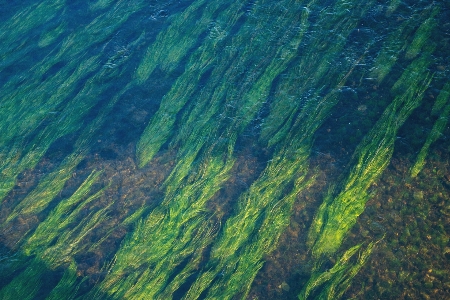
[0, 0, 448, 299]
[307, 54, 434, 258]
[299, 241, 377, 300]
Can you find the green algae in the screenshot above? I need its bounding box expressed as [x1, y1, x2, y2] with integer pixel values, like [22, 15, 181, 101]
[0, 260, 47, 300]
[22, 170, 104, 256]
[404, 7, 439, 60]
[411, 82, 450, 177]
[46, 260, 83, 300]
[299, 241, 376, 300]
[308, 54, 433, 258]
[0, 1, 447, 299]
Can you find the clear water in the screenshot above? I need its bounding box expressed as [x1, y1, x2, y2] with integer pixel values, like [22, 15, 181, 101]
[0, 0, 449, 299]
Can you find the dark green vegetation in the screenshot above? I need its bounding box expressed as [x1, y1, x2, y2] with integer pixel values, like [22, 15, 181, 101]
[0, 0, 449, 299]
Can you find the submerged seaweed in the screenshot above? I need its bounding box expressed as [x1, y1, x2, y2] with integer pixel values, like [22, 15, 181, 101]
[0, 0, 449, 299]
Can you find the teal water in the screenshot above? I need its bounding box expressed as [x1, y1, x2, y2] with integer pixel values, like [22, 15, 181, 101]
[0, 1, 449, 299]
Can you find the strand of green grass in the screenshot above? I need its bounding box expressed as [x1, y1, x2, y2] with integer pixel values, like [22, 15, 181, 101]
[95, 141, 235, 299]
[404, 6, 439, 60]
[89, 0, 117, 12]
[3, 152, 86, 225]
[0, 0, 66, 71]
[411, 82, 450, 177]
[2, 58, 129, 221]
[386, 0, 401, 16]
[136, 0, 247, 167]
[192, 149, 314, 299]
[0, 1, 147, 202]
[371, 5, 438, 83]
[298, 241, 376, 300]
[98, 2, 319, 297]
[307, 53, 434, 258]
[260, 1, 372, 146]
[22, 83, 127, 268]
[41, 203, 112, 269]
[135, 0, 246, 84]
[136, 0, 314, 170]
[22, 170, 104, 256]
[0, 1, 161, 298]
[1, 81, 141, 298]
[147, 0, 315, 194]
[0, 55, 100, 202]
[0, 259, 47, 300]
[1, 0, 145, 134]
[1, 29, 135, 287]
[46, 260, 83, 300]
[182, 1, 375, 297]
[1, 0, 142, 101]
[186, 89, 355, 299]
[184, 91, 344, 300]
[0, 200, 110, 299]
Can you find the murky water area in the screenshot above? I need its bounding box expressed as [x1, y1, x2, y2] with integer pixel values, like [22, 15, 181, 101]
[0, 1, 449, 299]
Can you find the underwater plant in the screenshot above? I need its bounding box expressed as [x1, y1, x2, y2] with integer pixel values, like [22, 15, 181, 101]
[0, 0, 448, 299]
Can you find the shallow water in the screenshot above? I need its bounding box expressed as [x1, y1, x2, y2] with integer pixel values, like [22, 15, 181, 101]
[0, 1, 449, 299]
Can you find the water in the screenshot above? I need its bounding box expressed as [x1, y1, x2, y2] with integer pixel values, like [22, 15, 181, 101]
[0, 0, 449, 299]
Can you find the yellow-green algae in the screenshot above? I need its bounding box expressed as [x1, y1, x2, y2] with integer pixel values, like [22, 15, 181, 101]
[411, 82, 450, 177]
[0, 0, 148, 203]
[299, 241, 377, 300]
[98, 1, 329, 298]
[0, 0, 447, 299]
[370, 6, 436, 83]
[308, 53, 434, 258]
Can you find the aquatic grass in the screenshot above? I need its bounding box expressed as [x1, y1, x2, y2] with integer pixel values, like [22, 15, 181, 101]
[37, 21, 67, 48]
[0, 33, 130, 295]
[307, 54, 434, 258]
[386, 0, 401, 16]
[1, 0, 147, 119]
[107, 7, 332, 296]
[136, 0, 246, 84]
[188, 149, 315, 299]
[184, 89, 344, 299]
[22, 170, 104, 256]
[404, 7, 439, 60]
[0, 54, 100, 160]
[88, 204, 151, 252]
[96, 0, 321, 283]
[46, 260, 82, 300]
[137, 0, 313, 169]
[2, 62, 124, 219]
[0, 0, 447, 299]
[298, 241, 376, 300]
[181, 1, 376, 298]
[163, 0, 319, 172]
[0, 0, 138, 91]
[260, 0, 372, 146]
[41, 202, 111, 268]
[136, 0, 247, 168]
[0, 259, 47, 300]
[96, 142, 235, 299]
[0, 168, 105, 298]
[0, 13, 146, 203]
[0, 196, 110, 299]
[3, 152, 85, 225]
[370, 6, 436, 83]
[411, 82, 450, 177]
[89, 0, 116, 12]
[0, 55, 109, 203]
[0, 0, 66, 72]
[432, 82, 450, 115]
